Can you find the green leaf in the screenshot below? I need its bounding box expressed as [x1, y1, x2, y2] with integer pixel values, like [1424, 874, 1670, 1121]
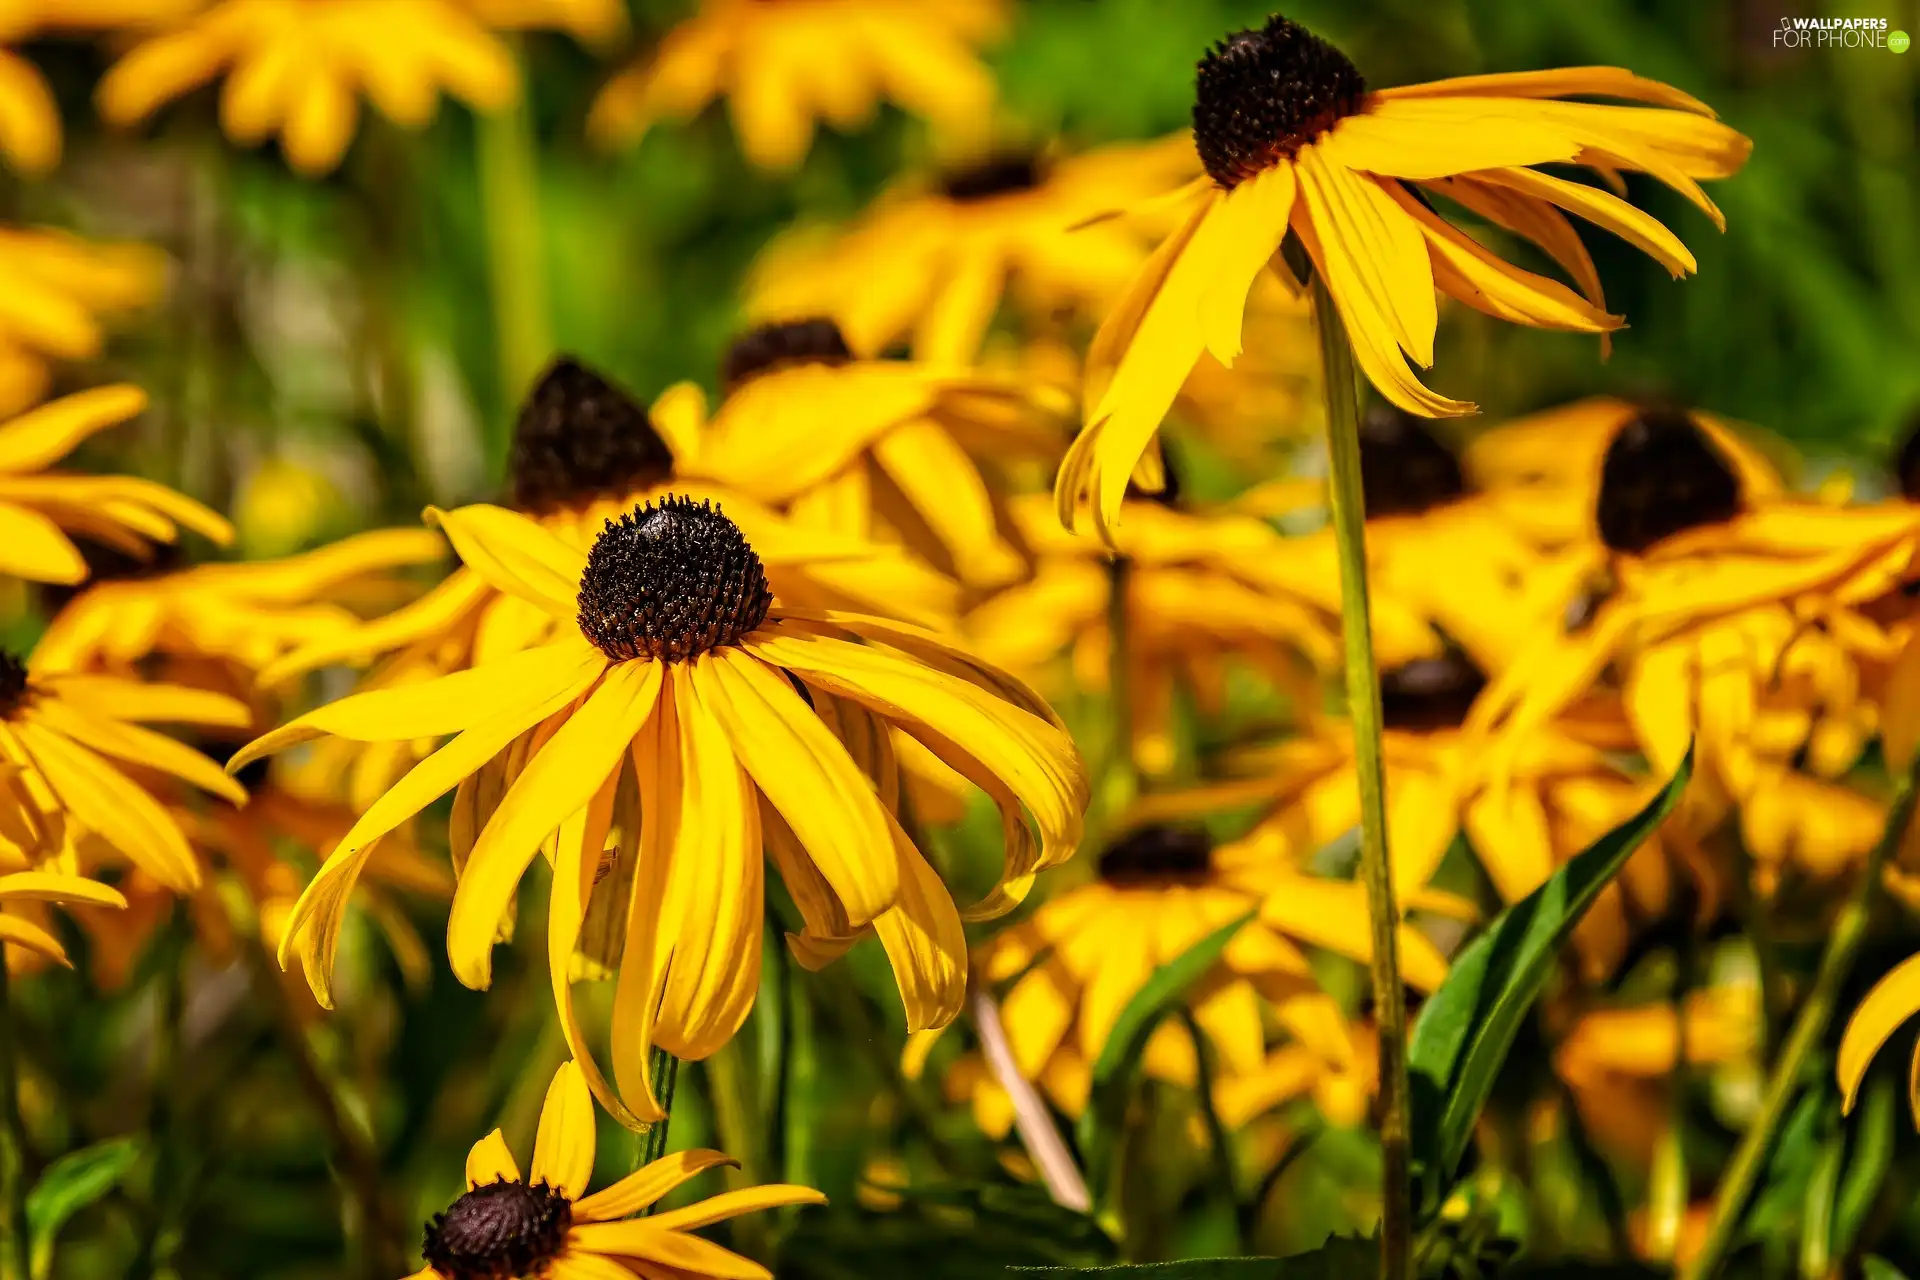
[1409, 748, 1693, 1215]
[1864, 1259, 1914, 1280]
[1011, 1234, 1376, 1276]
[1075, 909, 1256, 1200]
[26, 1136, 141, 1279]
[1834, 1072, 1897, 1259]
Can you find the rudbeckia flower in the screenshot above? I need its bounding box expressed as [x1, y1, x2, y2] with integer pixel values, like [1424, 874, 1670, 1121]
[747, 134, 1202, 361]
[231, 496, 1087, 1121]
[406, 1059, 824, 1280]
[1056, 13, 1751, 537]
[0, 867, 125, 966]
[918, 823, 1443, 1137]
[0, 228, 166, 418]
[97, 0, 521, 175]
[668, 317, 1063, 588]
[587, 0, 1004, 172]
[261, 358, 960, 694]
[0, 649, 248, 893]
[0, 384, 230, 585]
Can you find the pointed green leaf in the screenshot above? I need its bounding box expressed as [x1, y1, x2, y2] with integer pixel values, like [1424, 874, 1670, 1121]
[1865, 1259, 1913, 1280]
[27, 1136, 141, 1279]
[1409, 748, 1693, 1215]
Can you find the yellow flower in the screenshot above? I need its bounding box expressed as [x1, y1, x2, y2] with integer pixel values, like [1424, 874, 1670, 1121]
[231, 497, 1087, 1123]
[588, 0, 1005, 172]
[260, 359, 962, 693]
[0, 648, 248, 893]
[1056, 15, 1750, 538]
[669, 318, 1063, 589]
[747, 134, 1201, 361]
[406, 1060, 824, 1280]
[0, 384, 232, 585]
[0, 869, 125, 966]
[97, 0, 521, 175]
[0, 48, 58, 174]
[925, 823, 1442, 1137]
[0, 230, 166, 417]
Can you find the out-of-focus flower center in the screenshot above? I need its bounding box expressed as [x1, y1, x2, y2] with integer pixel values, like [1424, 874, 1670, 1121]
[510, 358, 675, 515]
[1896, 414, 1920, 503]
[422, 1177, 572, 1280]
[1358, 405, 1468, 518]
[1379, 652, 1486, 732]
[577, 496, 774, 662]
[0, 653, 27, 720]
[1097, 823, 1214, 884]
[721, 318, 855, 390]
[939, 153, 1045, 202]
[1595, 407, 1742, 554]
[1193, 14, 1367, 189]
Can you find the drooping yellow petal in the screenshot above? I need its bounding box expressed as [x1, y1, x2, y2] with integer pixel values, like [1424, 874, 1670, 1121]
[1323, 95, 1580, 179]
[573, 1149, 739, 1223]
[1839, 952, 1920, 1112]
[870, 817, 967, 1032]
[0, 385, 147, 474]
[1378, 66, 1718, 115]
[0, 916, 69, 965]
[0, 872, 126, 909]
[564, 1221, 770, 1280]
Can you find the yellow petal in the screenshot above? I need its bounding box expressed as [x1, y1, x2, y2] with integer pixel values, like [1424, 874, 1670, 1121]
[1839, 952, 1920, 1112]
[465, 1128, 521, 1188]
[0, 385, 146, 474]
[530, 1060, 597, 1199]
[574, 1149, 738, 1222]
[642, 1183, 829, 1232]
[426, 503, 587, 618]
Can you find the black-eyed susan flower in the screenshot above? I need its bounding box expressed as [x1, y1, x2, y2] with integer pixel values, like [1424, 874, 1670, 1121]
[261, 358, 961, 695]
[587, 0, 1004, 172]
[97, 0, 521, 176]
[0, 649, 248, 893]
[918, 823, 1443, 1136]
[1056, 14, 1751, 537]
[747, 134, 1202, 361]
[405, 1059, 824, 1280]
[0, 228, 166, 417]
[0, 384, 231, 585]
[669, 317, 1063, 588]
[231, 497, 1086, 1122]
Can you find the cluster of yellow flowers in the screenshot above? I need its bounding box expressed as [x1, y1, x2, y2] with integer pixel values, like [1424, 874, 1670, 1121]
[13, 1, 1920, 1276]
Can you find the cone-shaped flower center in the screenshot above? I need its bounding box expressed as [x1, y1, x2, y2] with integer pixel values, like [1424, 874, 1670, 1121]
[423, 1178, 572, 1280]
[722, 318, 855, 390]
[577, 497, 774, 662]
[1595, 407, 1741, 554]
[1193, 14, 1367, 189]
[939, 153, 1045, 202]
[1380, 652, 1486, 732]
[1358, 405, 1468, 519]
[1098, 823, 1214, 885]
[510, 358, 675, 515]
[0, 652, 26, 719]
[1897, 415, 1920, 503]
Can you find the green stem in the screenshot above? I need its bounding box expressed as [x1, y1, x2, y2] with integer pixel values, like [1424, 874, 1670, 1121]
[703, 1042, 767, 1255]
[1105, 554, 1138, 816]
[1681, 769, 1920, 1280]
[476, 45, 552, 448]
[636, 1048, 682, 1189]
[1310, 275, 1412, 1280]
[0, 963, 30, 1280]
[133, 914, 188, 1279]
[1179, 1009, 1244, 1253]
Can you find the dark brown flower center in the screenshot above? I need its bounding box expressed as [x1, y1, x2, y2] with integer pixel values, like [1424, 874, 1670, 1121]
[939, 153, 1045, 202]
[422, 1177, 572, 1280]
[509, 358, 675, 515]
[1193, 14, 1367, 189]
[1595, 407, 1742, 554]
[576, 497, 774, 663]
[1380, 652, 1486, 732]
[1098, 824, 1213, 885]
[1896, 412, 1920, 503]
[721, 319, 854, 391]
[0, 652, 27, 719]
[1358, 405, 1468, 519]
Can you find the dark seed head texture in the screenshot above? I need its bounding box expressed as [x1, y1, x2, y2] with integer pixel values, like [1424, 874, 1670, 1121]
[509, 358, 675, 515]
[1098, 823, 1214, 885]
[577, 497, 774, 663]
[1596, 406, 1743, 555]
[1358, 404, 1468, 518]
[939, 152, 1045, 202]
[422, 1178, 572, 1280]
[1193, 14, 1367, 189]
[1379, 652, 1487, 732]
[721, 318, 855, 390]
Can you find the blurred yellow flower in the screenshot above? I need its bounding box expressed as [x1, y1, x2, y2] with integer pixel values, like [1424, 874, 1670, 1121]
[668, 317, 1064, 589]
[588, 0, 1004, 172]
[406, 1060, 824, 1280]
[231, 499, 1086, 1125]
[1057, 16, 1749, 538]
[97, 0, 521, 175]
[747, 134, 1201, 361]
[0, 228, 166, 417]
[0, 384, 231, 585]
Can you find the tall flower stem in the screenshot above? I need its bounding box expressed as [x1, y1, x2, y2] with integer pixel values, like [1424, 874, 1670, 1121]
[476, 44, 552, 448]
[1104, 555, 1138, 816]
[1682, 769, 1920, 1280]
[1310, 274, 1412, 1280]
[0, 962, 31, 1280]
[636, 1047, 682, 1186]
